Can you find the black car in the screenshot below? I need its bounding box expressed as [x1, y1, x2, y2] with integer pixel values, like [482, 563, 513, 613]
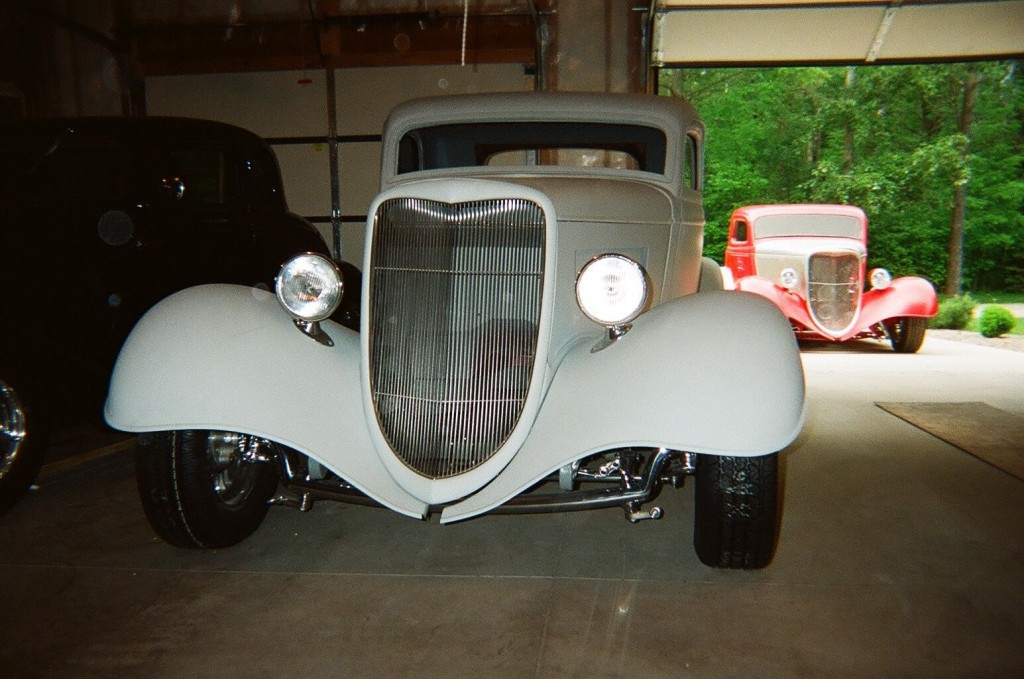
[0, 116, 356, 513]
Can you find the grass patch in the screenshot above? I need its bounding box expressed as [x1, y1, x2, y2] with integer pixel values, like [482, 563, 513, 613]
[966, 291, 1024, 304]
[928, 292, 1022, 334]
[964, 318, 1024, 336]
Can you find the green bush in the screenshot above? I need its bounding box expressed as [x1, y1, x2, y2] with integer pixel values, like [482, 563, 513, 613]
[978, 306, 1017, 338]
[929, 294, 976, 330]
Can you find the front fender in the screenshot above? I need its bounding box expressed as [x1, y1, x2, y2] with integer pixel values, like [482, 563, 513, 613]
[104, 284, 428, 518]
[859, 276, 938, 329]
[735, 275, 815, 330]
[442, 290, 805, 522]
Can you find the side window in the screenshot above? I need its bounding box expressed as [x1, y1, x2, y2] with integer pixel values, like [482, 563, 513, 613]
[733, 219, 749, 242]
[682, 133, 700, 191]
[29, 142, 128, 205]
[397, 133, 422, 174]
[167, 147, 234, 206]
[239, 155, 274, 210]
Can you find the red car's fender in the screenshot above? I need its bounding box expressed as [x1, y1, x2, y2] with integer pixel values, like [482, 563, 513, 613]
[734, 272, 938, 341]
[859, 276, 938, 329]
[732, 274, 816, 330]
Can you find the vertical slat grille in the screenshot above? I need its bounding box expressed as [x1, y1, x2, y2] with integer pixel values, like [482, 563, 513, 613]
[368, 197, 545, 479]
[808, 252, 861, 334]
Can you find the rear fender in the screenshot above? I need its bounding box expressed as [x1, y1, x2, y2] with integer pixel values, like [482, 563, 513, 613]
[442, 290, 806, 522]
[104, 284, 428, 518]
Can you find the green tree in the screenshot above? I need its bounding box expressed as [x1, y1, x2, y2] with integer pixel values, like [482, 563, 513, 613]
[659, 62, 1024, 292]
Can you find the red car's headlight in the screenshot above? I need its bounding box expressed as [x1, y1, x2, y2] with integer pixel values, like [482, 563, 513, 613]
[869, 267, 892, 290]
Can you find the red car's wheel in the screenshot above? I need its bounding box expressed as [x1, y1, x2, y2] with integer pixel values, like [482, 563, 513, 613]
[887, 316, 928, 353]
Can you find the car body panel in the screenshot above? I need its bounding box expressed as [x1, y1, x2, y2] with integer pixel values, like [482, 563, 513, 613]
[859, 277, 941, 326]
[103, 284, 429, 518]
[104, 284, 804, 515]
[441, 289, 805, 522]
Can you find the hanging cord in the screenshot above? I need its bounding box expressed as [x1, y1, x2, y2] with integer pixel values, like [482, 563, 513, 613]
[461, 0, 469, 66]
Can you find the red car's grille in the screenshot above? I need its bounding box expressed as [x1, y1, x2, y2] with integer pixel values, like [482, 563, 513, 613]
[808, 252, 861, 335]
[367, 197, 545, 479]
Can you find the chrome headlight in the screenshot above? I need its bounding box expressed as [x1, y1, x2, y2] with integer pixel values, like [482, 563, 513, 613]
[275, 253, 343, 322]
[779, 267, 799, 290]
[869, 267, 892, 290]
[575, 254, 649, 327]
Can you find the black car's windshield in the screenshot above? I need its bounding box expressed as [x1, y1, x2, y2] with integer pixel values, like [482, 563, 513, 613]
[397, 122, 667, 176]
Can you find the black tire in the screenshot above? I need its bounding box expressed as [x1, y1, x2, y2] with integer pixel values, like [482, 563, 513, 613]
[0, 378, 45, 514]
[887, 316, 928, 353]
[135, 430, 280, 548]
[694, 452, 779, 569]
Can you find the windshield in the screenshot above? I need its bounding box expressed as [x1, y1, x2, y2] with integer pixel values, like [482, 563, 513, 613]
[755, 214, 862, 239]
[397, 122, 667, 176]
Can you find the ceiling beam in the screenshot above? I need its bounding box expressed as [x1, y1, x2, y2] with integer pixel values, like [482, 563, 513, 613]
[131, 12, 537, 75]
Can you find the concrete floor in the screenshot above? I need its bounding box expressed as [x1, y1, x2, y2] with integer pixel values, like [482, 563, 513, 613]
[2, 334, 1023, 678]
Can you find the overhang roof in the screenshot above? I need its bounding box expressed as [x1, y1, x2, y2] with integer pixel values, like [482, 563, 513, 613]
[653, 0, 1024, 66]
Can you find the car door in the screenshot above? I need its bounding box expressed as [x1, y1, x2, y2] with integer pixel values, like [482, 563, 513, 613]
[131, 140, 257, 299]
[0, 126, 149, 410]
[724, 215, 755, 278]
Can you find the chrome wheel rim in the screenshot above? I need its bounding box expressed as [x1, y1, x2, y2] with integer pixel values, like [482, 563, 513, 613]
[205, 431, 269, 508]
[0, 380, 27, 480]
[888, 318, 906, 342]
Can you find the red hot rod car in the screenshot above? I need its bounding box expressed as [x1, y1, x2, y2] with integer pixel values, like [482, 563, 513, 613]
[723, 204, 938, 353]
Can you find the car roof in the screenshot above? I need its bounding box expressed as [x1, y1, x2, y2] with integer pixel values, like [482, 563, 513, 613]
[385, 91, 702, 131]
[731, 204, 867, 222]
[0, 116, 267, 148]
[380, 91, 704, 192]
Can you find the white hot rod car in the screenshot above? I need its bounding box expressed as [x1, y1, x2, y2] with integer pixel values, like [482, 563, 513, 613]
[105, 92, 805, 569]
